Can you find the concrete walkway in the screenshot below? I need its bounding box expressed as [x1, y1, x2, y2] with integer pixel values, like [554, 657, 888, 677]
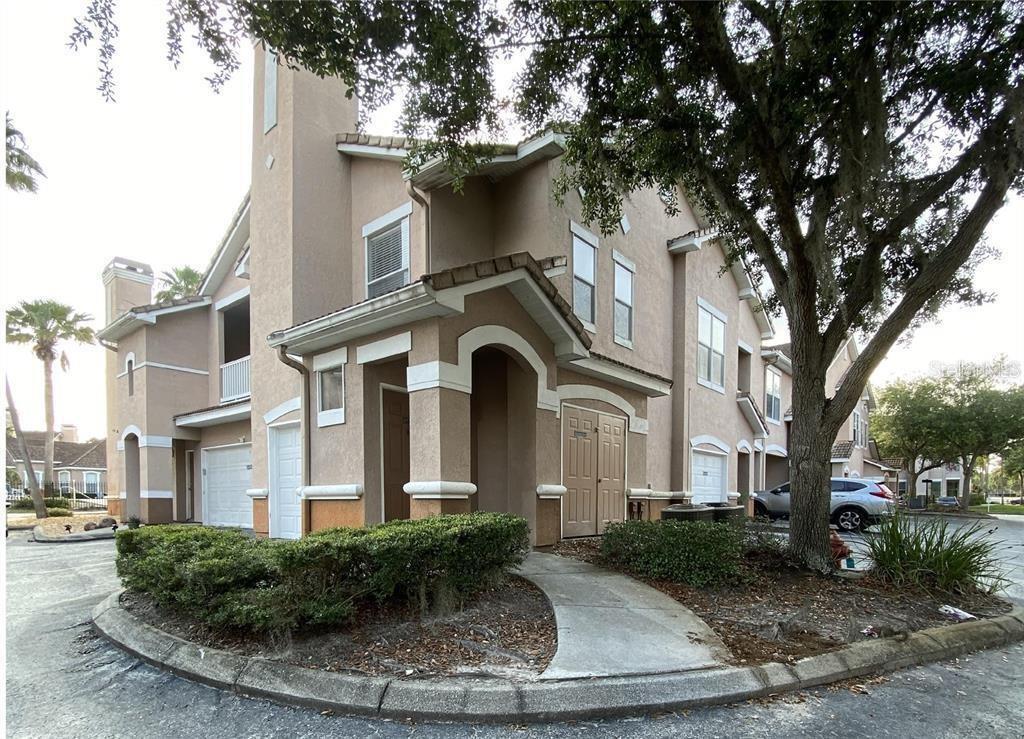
[517, 552, 730, 679]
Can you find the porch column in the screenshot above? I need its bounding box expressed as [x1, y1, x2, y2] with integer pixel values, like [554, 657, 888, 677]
[405, 387, 476, 517]
[140, 445, 174, 524]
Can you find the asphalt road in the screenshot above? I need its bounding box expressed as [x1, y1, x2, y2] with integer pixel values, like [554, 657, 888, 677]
[5, 517, 1024, 739]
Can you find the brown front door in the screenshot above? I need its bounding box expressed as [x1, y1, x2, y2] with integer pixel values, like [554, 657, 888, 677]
[596, 413, 626, 530]
[562, 406, 627, 537]
[382, 389, 410, 521]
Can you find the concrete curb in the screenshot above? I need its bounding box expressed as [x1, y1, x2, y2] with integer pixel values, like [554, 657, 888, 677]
[33, 525, 116, 543]
[91, 590, 1024, 722]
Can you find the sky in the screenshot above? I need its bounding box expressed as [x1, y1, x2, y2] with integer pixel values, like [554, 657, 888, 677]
[1, 1, 1022, 443]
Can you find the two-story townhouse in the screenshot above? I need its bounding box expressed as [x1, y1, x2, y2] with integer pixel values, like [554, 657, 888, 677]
[100, 49, 793, 544]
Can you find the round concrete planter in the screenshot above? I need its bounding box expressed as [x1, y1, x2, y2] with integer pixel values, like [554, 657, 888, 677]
[92, 590, 1024, 723]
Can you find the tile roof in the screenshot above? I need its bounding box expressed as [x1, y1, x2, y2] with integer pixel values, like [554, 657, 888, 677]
[831, 440, 855, 459]
[423, 252, 592, 351]
[881, 457, 905, 469]
[589, 351, 673, 387]
[6, 436, 106, 469]
[123, 295, 209, 316]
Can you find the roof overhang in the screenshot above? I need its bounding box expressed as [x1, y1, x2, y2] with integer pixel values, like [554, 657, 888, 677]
[199, 194, 251, 296]
[97, 297, 212, 343]
[667, 229, 718, 254]
[566, 356, 671, 398]
[268, 266, 589, 361]
[175, 400, 252, 428]
[736, 393, 770, 438]
[411, 131, 566, 190]
[863, 458, 899, 472]
[761, 348, 793, 374]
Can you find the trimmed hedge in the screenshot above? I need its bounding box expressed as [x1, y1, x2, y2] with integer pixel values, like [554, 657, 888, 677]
[10, 496, 74, 511]
[601, 519, 745, 587]
[46, 507, 72, 517]
[116, 512, 530, 633]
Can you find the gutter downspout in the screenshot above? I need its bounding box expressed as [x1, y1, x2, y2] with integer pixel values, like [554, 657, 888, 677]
[406, 180, 431, 273]
[276, 346, 311, 488]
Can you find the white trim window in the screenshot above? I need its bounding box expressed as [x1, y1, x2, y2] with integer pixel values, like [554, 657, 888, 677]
[853, 409, 862, 446]
[613, 257, 634, 347]
[697, 301, 726, 391]
[364, 203, 412, 299]
[84, 471, 100, 496]
[765, 367, 782, 423]
[572, 232, 597, 329]
[58, 470, 71, 494]
[317, 365, 346, 427]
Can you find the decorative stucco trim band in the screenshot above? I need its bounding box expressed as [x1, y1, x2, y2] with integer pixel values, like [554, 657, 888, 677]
[536, 484, 567, 499]
[403, 481, 478, 499]
[299, 484, 364, 500]
[245, 488, 269, 499]
[140, 490, 173, 499]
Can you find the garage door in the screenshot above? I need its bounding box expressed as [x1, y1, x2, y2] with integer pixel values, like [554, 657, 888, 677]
[692, 451, 726, 503]
[203, 444, 252, 528]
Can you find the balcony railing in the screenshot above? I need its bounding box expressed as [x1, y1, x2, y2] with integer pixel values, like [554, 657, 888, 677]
[220, 355, 251, 402]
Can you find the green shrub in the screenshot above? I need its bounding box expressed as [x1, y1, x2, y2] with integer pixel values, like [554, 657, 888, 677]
[601, 519, 745, 587]
[116, 512, 530, 634]
[10, 496, 73, 511]
[46, 507, 72, 517]
[865, 510, 1007, 594]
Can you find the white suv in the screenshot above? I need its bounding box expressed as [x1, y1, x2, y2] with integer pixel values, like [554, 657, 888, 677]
[752, 478, 895, 532]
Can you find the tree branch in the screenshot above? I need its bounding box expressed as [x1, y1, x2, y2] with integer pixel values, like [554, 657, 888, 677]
[825, 128, 1022, 432]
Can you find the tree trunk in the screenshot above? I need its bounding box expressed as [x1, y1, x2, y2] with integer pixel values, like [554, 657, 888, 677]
[960, 455, 974, 510]
[6, 380, 47, 519]
[787, 362, 834, 572]
[907, 469, 919, 504]
[43, 355, 55, 491]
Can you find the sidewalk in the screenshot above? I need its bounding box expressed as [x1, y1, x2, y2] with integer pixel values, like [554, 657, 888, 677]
[517, 552, 729, 679]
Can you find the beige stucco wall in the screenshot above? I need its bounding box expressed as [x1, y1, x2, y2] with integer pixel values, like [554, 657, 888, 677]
[249, 45, 357, 492]
[349, 158, 425, 299]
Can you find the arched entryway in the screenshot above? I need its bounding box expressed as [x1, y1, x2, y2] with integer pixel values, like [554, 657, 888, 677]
[123, 433, 141, 520]
[469, 346, 538, 523]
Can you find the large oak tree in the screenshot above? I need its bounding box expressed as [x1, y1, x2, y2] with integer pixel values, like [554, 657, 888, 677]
[71, 0, 1024, 569]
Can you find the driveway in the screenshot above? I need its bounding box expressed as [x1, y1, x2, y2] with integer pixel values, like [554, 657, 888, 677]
[6, 530, 1024, 738]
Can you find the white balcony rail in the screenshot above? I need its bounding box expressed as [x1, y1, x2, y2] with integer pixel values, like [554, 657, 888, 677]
[220, 355, 251, 402]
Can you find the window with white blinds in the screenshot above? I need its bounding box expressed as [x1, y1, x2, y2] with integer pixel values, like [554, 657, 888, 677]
[366, 219, 409, 299]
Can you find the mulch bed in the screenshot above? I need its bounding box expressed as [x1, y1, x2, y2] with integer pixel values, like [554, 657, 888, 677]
[552, 537, 1012, 666]
[122, 575, 556, 679]
[30, 514, 117, 537]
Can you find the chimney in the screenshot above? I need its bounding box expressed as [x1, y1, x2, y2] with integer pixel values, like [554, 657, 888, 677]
[102, 258, 154, 324]
[59, 424, 78, 443]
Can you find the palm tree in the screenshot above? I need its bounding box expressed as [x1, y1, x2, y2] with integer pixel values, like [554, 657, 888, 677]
[6, 300, 95, 488]
[154, 266, 203, 303]
[6, 113, 45, 193]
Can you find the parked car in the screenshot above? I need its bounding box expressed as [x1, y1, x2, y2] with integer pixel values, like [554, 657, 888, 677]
[751, 478, 895, 532]
[934, 496, 960, 509]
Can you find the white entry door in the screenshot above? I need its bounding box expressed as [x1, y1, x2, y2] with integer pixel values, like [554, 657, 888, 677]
[203, 444, 252, 528]
[692, 450, 726, 503]
[270, 423, 302, 539]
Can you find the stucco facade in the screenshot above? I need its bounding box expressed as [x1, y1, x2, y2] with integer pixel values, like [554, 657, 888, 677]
[100, 49, 808, 540]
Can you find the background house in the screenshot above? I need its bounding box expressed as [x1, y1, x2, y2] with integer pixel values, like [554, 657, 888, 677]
[5, 424, 107, 496]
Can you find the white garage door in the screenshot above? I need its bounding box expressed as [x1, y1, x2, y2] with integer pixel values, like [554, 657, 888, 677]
[692, 451, 726, 503]
[203, 444, 252, 528]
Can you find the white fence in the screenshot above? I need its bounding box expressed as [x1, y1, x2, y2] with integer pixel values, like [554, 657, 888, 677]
[220, 355, 251, 402]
